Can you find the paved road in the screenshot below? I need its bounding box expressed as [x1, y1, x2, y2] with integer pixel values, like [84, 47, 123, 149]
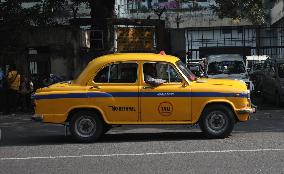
[0, 110, 283, 174]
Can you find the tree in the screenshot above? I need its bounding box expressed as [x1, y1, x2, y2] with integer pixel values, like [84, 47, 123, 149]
[212, 0, 266, 25]
[0, 0, 70, 27]
[0, 0, 28, 53]
[0, 0, 70, 55]
[69, 0, 114, 20]
[70, 0, 89, 19]
[0, 0, 27, 27]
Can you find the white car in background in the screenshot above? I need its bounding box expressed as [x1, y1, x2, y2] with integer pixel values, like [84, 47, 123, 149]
[246, 55, 269, 74]
[205, 54, 254, 91]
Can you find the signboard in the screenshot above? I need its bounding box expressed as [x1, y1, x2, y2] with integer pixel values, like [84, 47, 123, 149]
[116, 27, 155, 52]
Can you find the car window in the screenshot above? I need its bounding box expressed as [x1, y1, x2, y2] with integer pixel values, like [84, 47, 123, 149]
[176, 60, 196, 81]
[143, 62, 182, 83]
[168, 64, 182, 82]
[278, 63, 284, 78]
[94, 66, 109, 83]
[94, 62, 138, 83]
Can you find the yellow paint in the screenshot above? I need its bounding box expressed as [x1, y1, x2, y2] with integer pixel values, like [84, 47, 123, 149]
[34, 53, 253, 125]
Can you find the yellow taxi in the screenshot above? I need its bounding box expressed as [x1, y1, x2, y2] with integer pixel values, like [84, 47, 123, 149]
[33, 53, 255, 142]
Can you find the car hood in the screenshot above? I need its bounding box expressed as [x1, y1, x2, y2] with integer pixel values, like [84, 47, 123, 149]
[192, 78, 247, 92]
[207, 73, 248, 81]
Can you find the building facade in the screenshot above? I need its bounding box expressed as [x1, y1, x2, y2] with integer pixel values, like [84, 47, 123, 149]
[2, 0, 284, 83]
[115, 0, 284, 61]
[0, 0, 93, 80]
[0, 26, 90, 82]
[269, 0, 284, 59]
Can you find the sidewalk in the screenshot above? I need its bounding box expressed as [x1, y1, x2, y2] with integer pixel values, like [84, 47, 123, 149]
[0, 113, 34, 128]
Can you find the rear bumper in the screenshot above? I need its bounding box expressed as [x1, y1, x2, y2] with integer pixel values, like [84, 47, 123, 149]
[31, 115, 43, 122]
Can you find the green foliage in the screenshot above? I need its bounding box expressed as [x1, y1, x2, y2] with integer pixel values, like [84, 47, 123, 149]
[0, 0, 70, 27]
[70, 0, 89, 19]
[0, 0, 27, 27]
[213, 0, 266, 25]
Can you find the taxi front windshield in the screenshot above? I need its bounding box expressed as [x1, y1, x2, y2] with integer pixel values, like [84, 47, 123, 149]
[176, 60, 197, 81]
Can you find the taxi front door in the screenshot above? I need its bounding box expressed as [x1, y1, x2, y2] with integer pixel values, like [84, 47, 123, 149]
[140, 62, 191, 122]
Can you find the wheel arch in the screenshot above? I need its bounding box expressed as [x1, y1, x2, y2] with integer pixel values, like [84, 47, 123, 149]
[65, 106, 108, 124]
[199, 101, 238, 122]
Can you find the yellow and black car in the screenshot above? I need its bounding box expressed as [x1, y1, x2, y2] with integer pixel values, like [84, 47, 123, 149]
[33, 53, 255, 142]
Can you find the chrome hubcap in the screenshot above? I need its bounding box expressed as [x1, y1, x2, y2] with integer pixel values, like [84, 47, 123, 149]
[75, 116, 96, 137]
[207, 111, 226, 131]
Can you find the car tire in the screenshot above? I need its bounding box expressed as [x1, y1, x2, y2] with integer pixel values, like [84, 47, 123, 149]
[69, 111, 104, 142]
[199, 104, 235, 138]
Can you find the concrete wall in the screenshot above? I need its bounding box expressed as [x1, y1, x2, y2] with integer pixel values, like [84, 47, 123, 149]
[115, 0, 252, 28]
[125, 10, 251, 28]
[50, 57, 69, 79]
[170, 29, 186, 61]
[22, 27, 82, 79]
[0, 26, 85, 80]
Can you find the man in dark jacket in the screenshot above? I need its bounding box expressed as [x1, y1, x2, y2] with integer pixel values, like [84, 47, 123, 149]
[6, 65, 21, 115]
[0, 67, 5, 113]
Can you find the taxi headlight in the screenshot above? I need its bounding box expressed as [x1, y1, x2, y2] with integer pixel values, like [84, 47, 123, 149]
[246, 90, 250, 99]
[246, 90, 252, 107]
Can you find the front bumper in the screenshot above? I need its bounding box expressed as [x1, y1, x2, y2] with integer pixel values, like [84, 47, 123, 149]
[31, 115, 43, 122]
[236, 104, 257, 114]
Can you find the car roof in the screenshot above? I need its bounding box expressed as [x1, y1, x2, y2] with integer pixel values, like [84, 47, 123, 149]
[246, 55, 269, 61]
[89, 53, 180, 65]
[207, 54, 243, 63]
[75, 53, 180, 85]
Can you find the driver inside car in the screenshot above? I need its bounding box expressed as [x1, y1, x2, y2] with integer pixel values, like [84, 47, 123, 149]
[143, 63, 166, 86]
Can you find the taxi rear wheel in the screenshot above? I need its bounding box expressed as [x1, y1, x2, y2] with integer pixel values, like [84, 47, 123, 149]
[199, 104, 235, 138]
[69, 111, 104, 142]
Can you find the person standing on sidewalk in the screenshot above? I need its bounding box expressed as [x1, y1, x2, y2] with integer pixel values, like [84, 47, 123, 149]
[19, 75, 33, 113]
[5, 65, 21, 115]
[0, 67, 5, 113]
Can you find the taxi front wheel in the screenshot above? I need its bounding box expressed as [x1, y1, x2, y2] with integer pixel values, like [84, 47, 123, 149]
[199, 104, 235, 138]
[69, 111, 104, 142]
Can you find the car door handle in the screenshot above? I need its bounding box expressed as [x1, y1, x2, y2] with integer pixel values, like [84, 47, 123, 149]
[143, 86, 153, 89]
[90, 85, 101, 89]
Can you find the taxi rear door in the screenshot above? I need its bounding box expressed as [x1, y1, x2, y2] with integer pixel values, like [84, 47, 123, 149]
[88, 62, 139, 123]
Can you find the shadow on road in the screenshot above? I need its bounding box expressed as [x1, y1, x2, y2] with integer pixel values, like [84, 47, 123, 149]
[0, 109, 284, 147]
[1, 124, 284, 147]
[0, 128, 210, 147]
[101, 131, 207, 143]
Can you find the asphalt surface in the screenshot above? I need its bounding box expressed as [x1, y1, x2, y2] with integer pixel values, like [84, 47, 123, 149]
[0, 109, 283, 174]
